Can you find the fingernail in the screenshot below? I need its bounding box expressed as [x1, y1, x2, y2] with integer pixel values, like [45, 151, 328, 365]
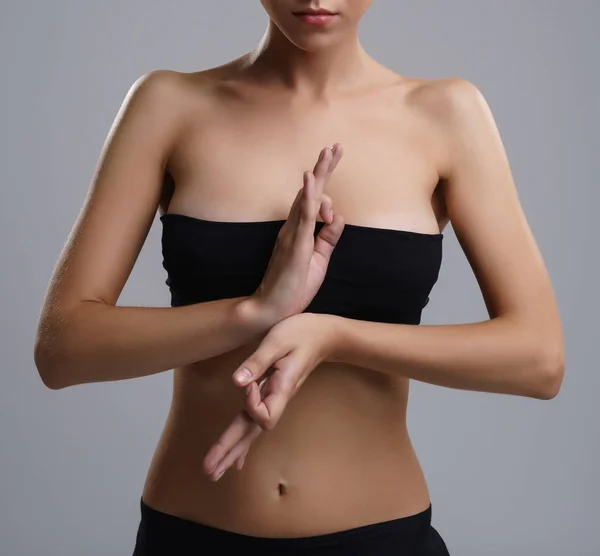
[329, 208, 334, 221]
[214, 469, 225, 481]
[234, 367, 252, 385]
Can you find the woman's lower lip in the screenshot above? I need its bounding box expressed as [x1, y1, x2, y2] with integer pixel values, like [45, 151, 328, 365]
[293, 13, 337, 26]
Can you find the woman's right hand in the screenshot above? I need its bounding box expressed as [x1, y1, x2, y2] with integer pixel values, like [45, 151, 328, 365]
[251, 144, 345, 323]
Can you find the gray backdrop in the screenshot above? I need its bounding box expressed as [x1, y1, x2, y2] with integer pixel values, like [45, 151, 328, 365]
[2, 1, 598, 554]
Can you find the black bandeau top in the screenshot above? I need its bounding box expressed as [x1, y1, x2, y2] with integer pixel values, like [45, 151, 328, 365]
[160, 212, 443, 325]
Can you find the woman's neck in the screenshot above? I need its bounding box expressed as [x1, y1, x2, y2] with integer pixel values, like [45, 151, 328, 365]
[244, 21, 374, 100]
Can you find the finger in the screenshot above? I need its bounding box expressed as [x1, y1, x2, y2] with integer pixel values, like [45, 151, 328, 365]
[285, 173, 312, 230]
[319, 193, 333, 224]
[244, 387, 274, 431]
[247, 380, 263, 410]
[327, 143, 343, 174]
[232, 355, 272, 388]
[313, 211, 345, 264]
[287, 145, 342, 232]
[211, 422, 262, 481]
[245, 367, 296, 431]
[239, 381, 264, 424]
[232, 341, 288, 388]
[234, 453, 247, 470]
[312, 145, 332, 174]
[312, 147, 333, 195]
[202, 411, 252, 475]
[296, 169, 318, 235]
[314, 144, 343, 194]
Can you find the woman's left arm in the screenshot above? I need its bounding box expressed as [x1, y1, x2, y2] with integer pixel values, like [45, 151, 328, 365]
[203, 79, 565, 480]
[328, 77, 564, 400]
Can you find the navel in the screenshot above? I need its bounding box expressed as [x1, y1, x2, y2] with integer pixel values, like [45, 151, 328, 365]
[277, 480, 289, 497]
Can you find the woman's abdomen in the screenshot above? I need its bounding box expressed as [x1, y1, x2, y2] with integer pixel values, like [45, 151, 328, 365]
[141, 351, 431, 537]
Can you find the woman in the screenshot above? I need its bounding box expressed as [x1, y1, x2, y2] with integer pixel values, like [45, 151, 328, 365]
[33, 1, 564, 554]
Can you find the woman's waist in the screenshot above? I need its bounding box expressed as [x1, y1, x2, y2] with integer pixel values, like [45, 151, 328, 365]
[143, 363, 430, 536]
[143, 432, 430, 537]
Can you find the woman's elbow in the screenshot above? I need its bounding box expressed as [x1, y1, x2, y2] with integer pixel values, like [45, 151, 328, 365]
[34, 344, 66, 390]
[531, 343, 565, 400]
[33, 331, 75, 390]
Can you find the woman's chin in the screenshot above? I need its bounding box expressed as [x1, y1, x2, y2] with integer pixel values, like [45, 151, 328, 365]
[286, 32, 343, 53]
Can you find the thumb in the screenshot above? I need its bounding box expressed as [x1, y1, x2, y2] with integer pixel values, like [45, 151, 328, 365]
[232, 343, 279, 387]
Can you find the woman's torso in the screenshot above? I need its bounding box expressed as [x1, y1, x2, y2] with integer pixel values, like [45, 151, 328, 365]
[142, 60, 450, 537]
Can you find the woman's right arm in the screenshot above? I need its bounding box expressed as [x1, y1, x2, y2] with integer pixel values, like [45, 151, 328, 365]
[33, 70, 277, 390]
[34, 70, 344, 390]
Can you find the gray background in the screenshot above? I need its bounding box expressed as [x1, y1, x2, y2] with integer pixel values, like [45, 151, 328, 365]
[1, 1, 597, 554]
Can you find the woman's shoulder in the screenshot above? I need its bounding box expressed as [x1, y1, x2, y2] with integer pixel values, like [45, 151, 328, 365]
[112, 69, 198, 131]
[128, 62, 238, 112]
[400, 74, 486, 119]
[134, 59, 257, 116]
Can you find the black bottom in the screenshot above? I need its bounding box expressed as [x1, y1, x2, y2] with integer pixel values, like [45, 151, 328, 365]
[132, 497, 450, 555]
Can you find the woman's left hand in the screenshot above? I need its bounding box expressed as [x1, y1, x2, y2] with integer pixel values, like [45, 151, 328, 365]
[202, 312, 338, 481]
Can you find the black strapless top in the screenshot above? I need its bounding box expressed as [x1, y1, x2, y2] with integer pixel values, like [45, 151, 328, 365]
[160, 213, 443, 325]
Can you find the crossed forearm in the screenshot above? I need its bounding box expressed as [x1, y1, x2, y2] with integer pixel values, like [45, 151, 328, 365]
[325, 314, 564, 400]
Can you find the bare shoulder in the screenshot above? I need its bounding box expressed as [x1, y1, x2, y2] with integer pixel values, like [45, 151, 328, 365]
[135, 63, 242, 108]
[125, 68, 194, 116]
[137, 67, 216, 110]
[404, 75, 485, 116]
[131, 67, 184, 93]
[383, 75, 489, 181]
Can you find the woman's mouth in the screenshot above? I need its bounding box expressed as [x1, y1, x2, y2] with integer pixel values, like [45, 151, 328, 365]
[293, 9, 338, 26]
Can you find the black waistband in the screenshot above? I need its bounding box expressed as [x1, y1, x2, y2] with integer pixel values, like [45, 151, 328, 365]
[135, 497, 434, 553]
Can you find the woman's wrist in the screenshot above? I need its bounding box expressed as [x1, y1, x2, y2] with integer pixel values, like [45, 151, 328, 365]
[235, 295, 282, 336]
[311, 313, 347, 364]
[234, 298, 348, 361]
